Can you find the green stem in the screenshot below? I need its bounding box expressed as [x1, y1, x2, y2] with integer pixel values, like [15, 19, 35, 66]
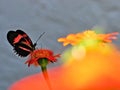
[38, 58, 52, 90]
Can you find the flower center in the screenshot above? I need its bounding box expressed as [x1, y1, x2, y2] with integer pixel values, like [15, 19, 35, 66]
[31, 49, 52, 59]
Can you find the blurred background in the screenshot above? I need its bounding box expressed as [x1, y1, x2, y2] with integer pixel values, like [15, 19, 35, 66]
[0, 0, 120, 90]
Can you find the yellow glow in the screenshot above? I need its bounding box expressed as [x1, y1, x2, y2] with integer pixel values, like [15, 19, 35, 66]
[71, 45, 86, 60]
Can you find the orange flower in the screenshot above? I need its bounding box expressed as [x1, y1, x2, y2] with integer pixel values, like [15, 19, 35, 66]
[25, 49, 60, 67]
[58, 30, 119, 46]
[9, 48, 120, 90]
[57, 34, 80, 46]
[98, 32, 119, 43]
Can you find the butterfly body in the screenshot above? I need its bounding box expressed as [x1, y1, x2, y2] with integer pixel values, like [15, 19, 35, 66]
[7, 30, 35, 57]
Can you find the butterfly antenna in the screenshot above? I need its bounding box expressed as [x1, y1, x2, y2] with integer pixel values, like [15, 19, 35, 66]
[34, 32, 45, 47]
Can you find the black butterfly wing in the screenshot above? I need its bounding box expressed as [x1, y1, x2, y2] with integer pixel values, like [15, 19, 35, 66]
[7, 30, 35, 57]
[7, 30, 18, 46]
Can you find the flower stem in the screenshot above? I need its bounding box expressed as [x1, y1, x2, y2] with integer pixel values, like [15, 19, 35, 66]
[38, 58, 52, 90]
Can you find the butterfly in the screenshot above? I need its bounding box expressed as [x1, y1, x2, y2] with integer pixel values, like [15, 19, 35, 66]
[7, 30, 45, 57]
